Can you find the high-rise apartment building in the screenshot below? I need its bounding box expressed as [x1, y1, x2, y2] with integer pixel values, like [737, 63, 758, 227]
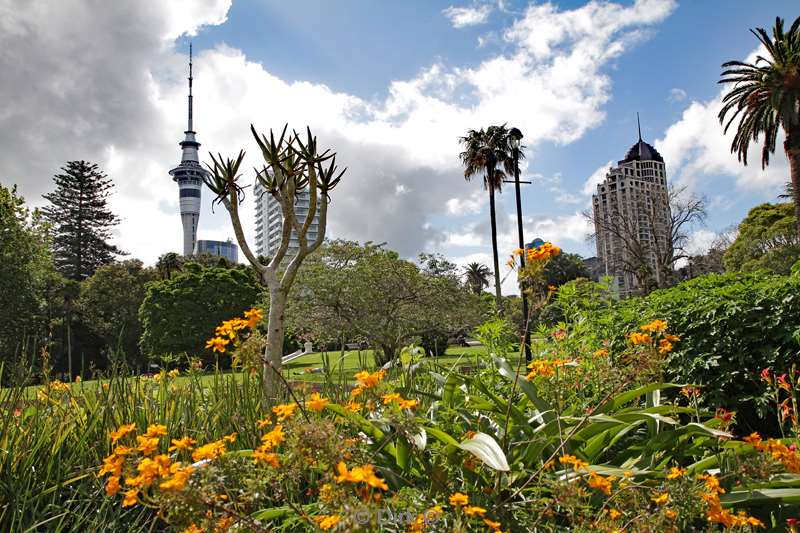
[592, 123, 671, 298]
[254, 183, 320, 259]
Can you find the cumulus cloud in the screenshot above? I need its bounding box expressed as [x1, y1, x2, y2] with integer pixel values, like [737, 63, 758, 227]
[1, 0, 677, 264]
[582, 160, 615, 195]
[656, 47, 787, 196]
[443, 5, 492, 28]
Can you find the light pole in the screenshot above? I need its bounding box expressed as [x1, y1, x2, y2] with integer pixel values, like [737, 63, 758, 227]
[508, 127, 532, 362]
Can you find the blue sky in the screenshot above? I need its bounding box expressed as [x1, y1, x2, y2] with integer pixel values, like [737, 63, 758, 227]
[2, 0, 795, 291]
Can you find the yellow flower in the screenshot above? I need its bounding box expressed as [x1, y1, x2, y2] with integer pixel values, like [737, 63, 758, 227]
[109, 423, 136, 443]
[159, 465, 194, 491]
[640, 319, 668, 332]
[606, 508, 621, 520]
[335, 461, 388, 490]
[260, 425, 285, 450]
[122, 489, 138, 507]
[272, 403, 297, 421]
[594, 348, 609, 358]
[559, 454, 588, 471]
[244, 307, 263, 328]
[449, 492, 469, 506]
[483, 518, 503, 531]
[253, 446, 280, 467]
[382, 393, 402, 404]
[136, 435, 160, 456]
[398, 398, 418, 409]
[354, 369, 386, 388]
[223, 432, 237, 443]
[105, 475, 121, 496]
[658, 338, 674, 354]
[99, 454, 124, 477]
[313, 515, 340, 530]
[666, 466, 687, 479]
[180, 524, 204, 533]
[169, 436, 197, 452]
[144, 424, 167, 438]
[345, 400, 362, 412]
[587, 473, 615, 495]
[651, 492, 669, 505]
[628, 332, 652, 345]
[168, 369, 180, 378]
[306, 392, 330, 411]
[464, 506, 487, 517]
[191, 440, 227, 462]
[205, 337, 229, 353]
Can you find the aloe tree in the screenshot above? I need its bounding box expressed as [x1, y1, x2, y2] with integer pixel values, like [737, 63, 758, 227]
[459, 126, 515, 310]
[204, 125, 345, 395]
[719, 15, 800, 234]
[463, 262, 491, 294]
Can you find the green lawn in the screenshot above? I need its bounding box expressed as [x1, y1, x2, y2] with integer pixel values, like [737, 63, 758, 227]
[282, 345, 494, 382]
[20, 344, 524, 395]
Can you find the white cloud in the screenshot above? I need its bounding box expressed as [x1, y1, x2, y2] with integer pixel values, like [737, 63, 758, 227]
[582, 160, 615, 195]
[668, 87, 687, 102]
[1, 0, 677, 265]
[685, 228, 717, 256]
[656, 47, 787, 196]
[443, 5, 492, 28]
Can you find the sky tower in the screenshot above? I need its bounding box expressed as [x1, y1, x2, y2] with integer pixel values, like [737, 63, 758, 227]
[169, 43, 208, 257]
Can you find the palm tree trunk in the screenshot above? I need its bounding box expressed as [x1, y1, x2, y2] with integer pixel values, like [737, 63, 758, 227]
[785, 134, 800, 236]
[488, 186, 503, 312]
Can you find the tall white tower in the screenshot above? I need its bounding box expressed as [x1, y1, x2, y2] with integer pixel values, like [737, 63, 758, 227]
[169, 44, 208, 257]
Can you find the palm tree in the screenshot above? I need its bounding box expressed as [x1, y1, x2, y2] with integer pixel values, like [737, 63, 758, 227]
[459, 125, 515, 310]
[719, 16, 800, 234]
[156, 252, 183, 280]
[464, 262, 492, 294]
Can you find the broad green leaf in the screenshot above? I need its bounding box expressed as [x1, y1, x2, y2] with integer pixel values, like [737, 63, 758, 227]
[251, 506, 295, 521]
[598, 383, 687, 413]
[721, 488, 800, 506]
[458, 432, 510, 472]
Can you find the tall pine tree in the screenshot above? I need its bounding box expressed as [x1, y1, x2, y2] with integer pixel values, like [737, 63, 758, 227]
[42, 161, 124, 280]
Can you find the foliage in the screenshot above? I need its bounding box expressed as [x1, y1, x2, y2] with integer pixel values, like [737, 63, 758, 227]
[78, 260, 157, 370]
[138, 265, 260, 362]
[286, 241, 488, 366]
[156, 252, 183, 280]
[41, 160, 124, 280]
[719, 15, 800, 235]
[555, 272, 800, 435]
[724, 202, 800, 274]
[542, 251, 589, 287]
[0, 184, 53, 362]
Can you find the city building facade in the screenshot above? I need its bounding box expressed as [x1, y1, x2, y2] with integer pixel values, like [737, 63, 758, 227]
[592, 125, 671, 298]
[254, 182, 320, 259]
[169, 44, 209, 257]
[195, 239, 239, 263]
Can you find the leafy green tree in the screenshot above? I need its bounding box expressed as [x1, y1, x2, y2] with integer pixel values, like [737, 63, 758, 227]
[463, 262, 492, 294]
[0, 184, 53, 361]
[41, 161, 124, 280]
[79, 260, 156, 370]
[287, 241, 487, 365]
[138, 265, 260, 363]
[719, 16, 800, 234]
[543, 252, 590, 287]
[459, 125, 516, 310]
[723, 202, 799, 274]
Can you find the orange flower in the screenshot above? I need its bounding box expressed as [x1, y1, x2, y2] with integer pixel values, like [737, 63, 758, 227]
[666, 466, 687, 479]
[205, 337, 229, 353]
[306, 392, 330, 411]
[272, 403, 297, 421]
[449, 492, 469, 506]
[109, 423, 136, 443]
[651, 493, 669, 505]
[144, 424, 167, 438]
[105, 476, 121, 496]
[464, 506, 487, 517]
[122, 489, 138, 507]
[169, 436, 197, 452]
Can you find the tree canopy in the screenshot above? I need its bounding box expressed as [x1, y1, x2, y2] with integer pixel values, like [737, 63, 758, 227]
[724, 202, 800, 274]
[286, 241, 488, 365]
[139, 264, 260, 363]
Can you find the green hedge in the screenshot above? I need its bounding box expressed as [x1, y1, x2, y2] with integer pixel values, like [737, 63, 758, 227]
[562, 272, 800, 435]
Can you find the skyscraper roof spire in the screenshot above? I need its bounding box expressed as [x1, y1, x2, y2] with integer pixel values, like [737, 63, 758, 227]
[188, 42, 193, 132]
[637, 111, 642, 142]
